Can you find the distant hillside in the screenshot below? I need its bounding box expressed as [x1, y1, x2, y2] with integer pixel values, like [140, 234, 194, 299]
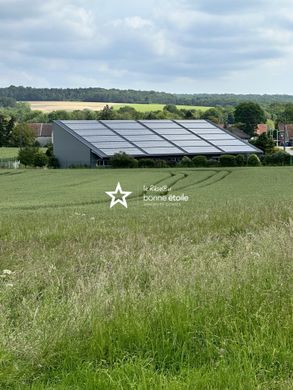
[1, 85, 293, 107]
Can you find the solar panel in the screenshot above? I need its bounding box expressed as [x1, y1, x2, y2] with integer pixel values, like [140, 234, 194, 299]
[75, 129, 114, 136]
[99, 148, 146, 156]
[134, 141, 172, 148]
[92, 141, 133, 148]
[183, 146, 221, 153]
[142, 147, 183, 154]
[115, 129, 153, 135]
[127, 135, 162, 141]
[84, 135, 122, 142]
[58, 119, 260, 158]
[174, 140, 211, 147]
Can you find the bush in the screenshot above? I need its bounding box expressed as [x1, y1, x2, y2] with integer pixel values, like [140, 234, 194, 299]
[235, 154, 245, 167]
[206, 159, 219, 167]
[33, 151, 48, 167]
[18, 146, 51, 167]
[18, 147, 39, 166]
[48, 156, 60, 168]
[192, 155, 208, 167]
[138, 158, 156, 168]
[154, 159, 169, 168]
[263, 151, 291, 166]
[110, 152, 138, 168]
[179, 156, 193, 167]
[247, 154, 261, 166]
[219, 154, 236, 167]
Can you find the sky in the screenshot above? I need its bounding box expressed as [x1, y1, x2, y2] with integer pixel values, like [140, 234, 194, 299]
[0, 0, 293, 94]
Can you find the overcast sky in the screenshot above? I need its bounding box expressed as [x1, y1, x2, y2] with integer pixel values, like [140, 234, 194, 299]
[0, 0, 292, 93]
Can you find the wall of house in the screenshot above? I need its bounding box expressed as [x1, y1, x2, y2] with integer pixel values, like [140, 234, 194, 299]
[53, 123, 91, 168]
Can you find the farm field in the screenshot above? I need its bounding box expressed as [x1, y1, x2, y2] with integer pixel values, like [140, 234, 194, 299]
[0, 147, 20, 159]
[1, 167, 293, 388]
[27, 101, 212, 113]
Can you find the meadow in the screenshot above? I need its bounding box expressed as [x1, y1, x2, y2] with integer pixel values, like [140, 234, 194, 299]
[27, 101, 212, 113]
[0, 167, 293, 389]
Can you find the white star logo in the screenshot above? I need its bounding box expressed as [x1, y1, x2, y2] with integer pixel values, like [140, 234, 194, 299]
[105, 182, 132, 209]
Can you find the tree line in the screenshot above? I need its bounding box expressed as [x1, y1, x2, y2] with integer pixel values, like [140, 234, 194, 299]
[2, 85, 293, 106]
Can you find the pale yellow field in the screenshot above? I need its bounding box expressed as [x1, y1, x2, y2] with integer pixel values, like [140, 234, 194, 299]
[28, 101, 119, 112]
[28, 101, 212, 113]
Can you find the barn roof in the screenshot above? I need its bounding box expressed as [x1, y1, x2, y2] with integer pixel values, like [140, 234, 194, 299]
[54, 120, 261, 158]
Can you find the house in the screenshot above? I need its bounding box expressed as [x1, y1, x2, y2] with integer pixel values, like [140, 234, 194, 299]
[27, 123, 53, 146]
[278, 123, 293, 145]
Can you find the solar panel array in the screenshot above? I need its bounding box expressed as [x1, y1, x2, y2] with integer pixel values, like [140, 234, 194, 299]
[58, 120, 258, 157]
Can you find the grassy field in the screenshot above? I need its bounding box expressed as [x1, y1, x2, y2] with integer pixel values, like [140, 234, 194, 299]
[28, 101, 212, 113]
[1, 167, 293, 389]
[0, 147, 20, 159]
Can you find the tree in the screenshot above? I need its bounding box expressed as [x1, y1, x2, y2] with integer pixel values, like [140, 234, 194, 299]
[234, 102, 266, 136]
[0, 114, 14, 146]
[251, 133, 275, 154]
[10, 123, 35, 147]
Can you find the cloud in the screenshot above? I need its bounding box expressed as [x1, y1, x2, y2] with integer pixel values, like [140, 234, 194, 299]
[0, 0, 292, 93]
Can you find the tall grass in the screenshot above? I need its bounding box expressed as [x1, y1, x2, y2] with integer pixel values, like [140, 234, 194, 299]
[0, 168, 293, 388]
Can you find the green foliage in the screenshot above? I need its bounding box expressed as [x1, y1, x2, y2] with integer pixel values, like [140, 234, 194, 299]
[251, 133, 275, 154]
[154, 159, 169, 168]
[247, 154, 261, 166]
[234, 102, 266, 136]
[18, 146, 39, 166]
[206, 159, 220, 167]
[263, 151, 291, 166]
[219, 154, 236, 166]
[33, 151, 48, 167]
[18, 146, 49, 167]
[0, 114, 14, 147]
[179, 156, 193, 167]
[192, 155, 208, 167]
[235, 154, 245, 166]
[138, 158, 156, 168]
[10, 123, 35, 147]
[110, 152, 138, 168]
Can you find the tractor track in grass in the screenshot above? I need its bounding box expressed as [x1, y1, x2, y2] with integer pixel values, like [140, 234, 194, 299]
[0, 169, 231, 211]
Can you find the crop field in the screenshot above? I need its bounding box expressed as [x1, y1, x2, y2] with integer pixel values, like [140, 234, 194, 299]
[28, 101, 212, 113]
[0, 147, 20, 159]
[1, 167, 293, 389]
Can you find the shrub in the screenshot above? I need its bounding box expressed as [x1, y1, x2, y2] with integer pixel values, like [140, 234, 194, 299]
[247, 154, 261, 166]
[33, 151, 48, 167]
[219, 154, 236, 167]
[179, 156, 193, 167]
[192, 155, 208, 167]
[263, 151, 291, 166]
[206, 159, 219, 167]
[110, 152, 138, 168]
[138, 158, 156, 168]
[154, 159, 169, 168]
[18, 147, 39, 166]
[235, 154, 245, 167]
[48, 156, 60, 168]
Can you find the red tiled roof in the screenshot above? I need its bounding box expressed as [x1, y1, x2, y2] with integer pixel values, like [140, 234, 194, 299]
[256, 123, 267, 135]
[27, 123, 52, 137]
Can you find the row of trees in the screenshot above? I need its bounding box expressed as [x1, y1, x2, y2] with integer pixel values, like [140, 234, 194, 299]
[2, 86, 293, 106]
[0, 114, 36, 147]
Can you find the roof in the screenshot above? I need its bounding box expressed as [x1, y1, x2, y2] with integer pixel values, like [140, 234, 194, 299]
[278, 123, 293, 139]
[27, 123, 53, 137]
[54, 120, 261, 158]
[228, 127, 250, 140]
[256, 123, 268, 135]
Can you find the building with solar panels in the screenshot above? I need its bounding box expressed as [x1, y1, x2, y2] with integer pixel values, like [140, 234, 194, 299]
[53, 120, 261, 167]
